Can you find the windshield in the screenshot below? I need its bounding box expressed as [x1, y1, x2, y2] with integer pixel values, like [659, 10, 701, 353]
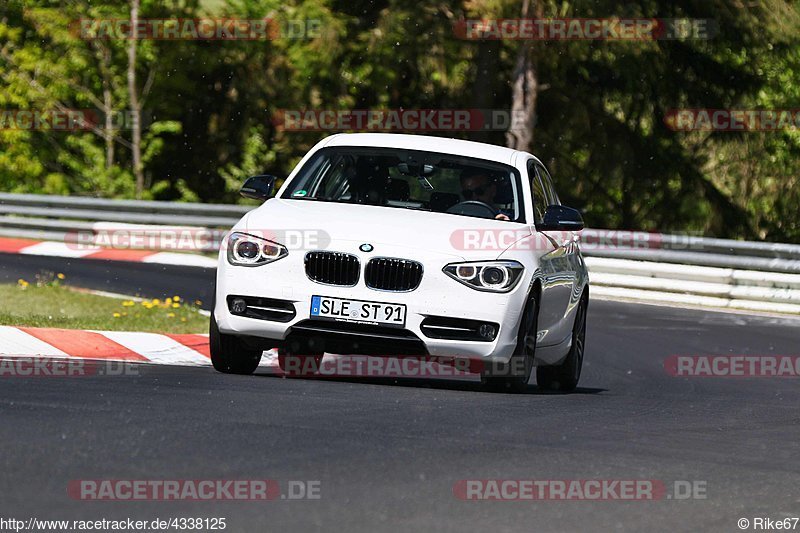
[281, 147, 524, 222]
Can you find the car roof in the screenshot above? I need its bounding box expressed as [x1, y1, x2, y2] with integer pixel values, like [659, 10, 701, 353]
[321, 133, 524, 166]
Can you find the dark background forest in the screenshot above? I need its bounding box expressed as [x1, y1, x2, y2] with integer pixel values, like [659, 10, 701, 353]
[1, 0, 798, 241]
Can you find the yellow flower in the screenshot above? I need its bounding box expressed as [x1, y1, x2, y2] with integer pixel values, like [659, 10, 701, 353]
[180, 317, 187, 322]
[171, 302, 180, 308]
[112, 312, 121, 318]
[167, 312, 176, 318]
[173, 295, 181, 302]
[121, 312, 128, 317]
[122, 300, 135, 307]
[166, 297, 173, 305]
[56, 273, 65, 280]
[152, 298, 161, 305]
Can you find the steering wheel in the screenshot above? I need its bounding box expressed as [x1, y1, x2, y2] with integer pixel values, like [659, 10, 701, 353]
[446, 200, 499, 219]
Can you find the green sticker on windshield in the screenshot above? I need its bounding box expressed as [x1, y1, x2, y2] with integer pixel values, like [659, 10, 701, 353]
[293, 190, 308, 197]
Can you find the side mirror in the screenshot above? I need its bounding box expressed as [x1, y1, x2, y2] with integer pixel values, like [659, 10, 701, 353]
[538, 205, 584, 231]
[240, 175, 277, 201]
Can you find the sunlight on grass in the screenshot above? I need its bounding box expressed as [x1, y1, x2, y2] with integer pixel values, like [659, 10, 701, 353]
[0, 273, 207, 333]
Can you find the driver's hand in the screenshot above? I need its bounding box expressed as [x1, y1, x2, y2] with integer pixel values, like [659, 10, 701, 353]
[495, 214, 510, 221]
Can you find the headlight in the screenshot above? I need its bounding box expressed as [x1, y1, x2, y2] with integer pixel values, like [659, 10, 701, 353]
[443, 260, 524, 293]
[227, 232, 288, 267]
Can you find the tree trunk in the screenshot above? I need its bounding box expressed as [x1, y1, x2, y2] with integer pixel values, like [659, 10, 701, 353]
[505, 0, 538, 152]
[101, 44, 114, 169]
[128, 0, 143, 198]
[470, 40, 500, 143]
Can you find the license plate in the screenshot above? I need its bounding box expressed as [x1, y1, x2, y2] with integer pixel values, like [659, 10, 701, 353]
[310, 296, 407, 327]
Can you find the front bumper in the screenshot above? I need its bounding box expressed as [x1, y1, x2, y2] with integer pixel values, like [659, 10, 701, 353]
[214, 245, 530, 363]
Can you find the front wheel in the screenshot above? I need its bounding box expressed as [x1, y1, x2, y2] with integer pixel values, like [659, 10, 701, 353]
[536, 296, 587, 392]
[482, 292, 538, 393]
[209, 315, 263, 375]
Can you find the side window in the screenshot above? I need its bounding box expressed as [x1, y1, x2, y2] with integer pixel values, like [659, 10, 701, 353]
[527, 160, 547, 224]
[535, 163, 560, 206]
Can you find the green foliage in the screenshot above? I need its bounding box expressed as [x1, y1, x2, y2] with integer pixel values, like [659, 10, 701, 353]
[218, 127, 276, 196]
[0, 0, 798, 241]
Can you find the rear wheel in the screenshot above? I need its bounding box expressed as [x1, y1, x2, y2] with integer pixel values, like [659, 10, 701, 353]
[482, 292, 538, 393]
[536, 295, 587, 392]
[209, 314, 263, 375]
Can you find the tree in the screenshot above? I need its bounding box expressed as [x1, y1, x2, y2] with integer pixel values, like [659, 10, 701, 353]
[128, 0, 143, 197]
[506, 0, 539, 151]
[0, 0, 798, 242]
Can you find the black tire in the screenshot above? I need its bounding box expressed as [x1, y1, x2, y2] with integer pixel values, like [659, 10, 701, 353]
[536, 295, 587, 392]
[209, 300, 263, 375]
[482, 292, 538, 393]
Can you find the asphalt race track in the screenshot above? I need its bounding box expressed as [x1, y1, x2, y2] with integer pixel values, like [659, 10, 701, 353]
[1, 252, 799, 532]
[0, 253, 216, 309]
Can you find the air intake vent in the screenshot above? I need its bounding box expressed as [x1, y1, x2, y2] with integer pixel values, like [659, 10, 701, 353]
[305, 251, 360, 286]
[227, 296, 296, 323]
[365, 258, 423, 292]
[420, 316, 498, 342]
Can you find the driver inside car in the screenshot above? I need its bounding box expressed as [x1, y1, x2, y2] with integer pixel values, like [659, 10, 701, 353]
[347, 157, 393, 205]
[459, 169, 511, 221]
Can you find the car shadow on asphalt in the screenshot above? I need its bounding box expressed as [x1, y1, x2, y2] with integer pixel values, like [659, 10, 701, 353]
[250, 369, 606, 395]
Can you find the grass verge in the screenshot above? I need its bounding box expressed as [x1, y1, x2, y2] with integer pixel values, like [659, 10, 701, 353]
[1, 275, 207, 333]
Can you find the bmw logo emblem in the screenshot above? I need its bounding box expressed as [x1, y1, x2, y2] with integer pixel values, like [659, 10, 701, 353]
[359, 243, 374, 253]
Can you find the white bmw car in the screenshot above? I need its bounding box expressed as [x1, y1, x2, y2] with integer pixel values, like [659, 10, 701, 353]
[211, 133, 589, 392]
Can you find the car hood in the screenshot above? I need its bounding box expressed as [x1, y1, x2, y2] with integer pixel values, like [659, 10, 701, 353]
[235, 198, 531, 261]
